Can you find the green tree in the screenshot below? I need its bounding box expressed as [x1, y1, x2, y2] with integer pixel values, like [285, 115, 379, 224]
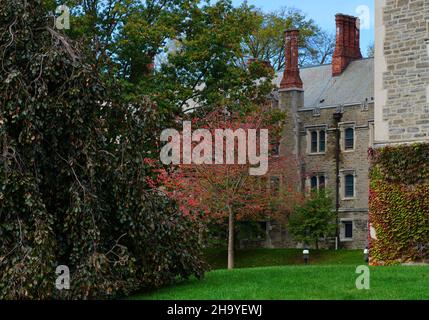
[243, 7, 335, 70]
[288, 190, 336, 249]
[45, 0, 274, 119]
[0, 0, 204, 299]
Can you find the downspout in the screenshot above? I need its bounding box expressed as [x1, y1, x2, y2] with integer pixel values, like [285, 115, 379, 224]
[333, 111, 343, 250]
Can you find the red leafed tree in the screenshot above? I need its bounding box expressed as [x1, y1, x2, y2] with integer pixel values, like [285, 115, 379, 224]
[149, 109, 303, 269]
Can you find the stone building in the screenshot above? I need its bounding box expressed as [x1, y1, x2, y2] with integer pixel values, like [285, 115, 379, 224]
[369, 0, 428, 260]
[374, 0, 429, 144]
[262, 14, 374, 250]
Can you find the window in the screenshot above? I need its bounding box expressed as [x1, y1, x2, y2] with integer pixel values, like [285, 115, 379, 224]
[309, 174, 326, 192]
[310, 176, 318, 190]
[344, 174, 355, 198]
[343, 221, 353, 239]
[311, 131, 318, 153]
[344, 128, 354, 150]
[319, 131, 326, 152]
[319, 175, 326, 190]
[308, 128, 327, 154]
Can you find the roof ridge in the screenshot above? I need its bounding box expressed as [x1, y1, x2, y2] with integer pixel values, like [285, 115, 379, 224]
[275, 57, 374, 73]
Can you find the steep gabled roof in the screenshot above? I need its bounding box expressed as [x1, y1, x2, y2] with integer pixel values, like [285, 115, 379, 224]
[274, 58, 374, 109]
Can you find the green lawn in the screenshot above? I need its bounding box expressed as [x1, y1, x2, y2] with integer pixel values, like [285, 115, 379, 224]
[204, 248, 363, 269]
[131, 249, 429, 300]
[134, 265, 429, 300]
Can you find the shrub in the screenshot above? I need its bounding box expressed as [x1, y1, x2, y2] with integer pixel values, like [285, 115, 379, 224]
[288, 190, 336, 249]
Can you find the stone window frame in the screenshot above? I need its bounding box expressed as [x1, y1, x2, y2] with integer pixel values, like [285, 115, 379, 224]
[306, 172, 327, 193]
[340, 169, 357, 200]
[305, 125, 328, 155]
[340, 218, 354, 242]
[339, 122, 356, 153]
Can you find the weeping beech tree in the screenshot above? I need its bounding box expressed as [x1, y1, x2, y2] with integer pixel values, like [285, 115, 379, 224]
[0, 0, 204, 299]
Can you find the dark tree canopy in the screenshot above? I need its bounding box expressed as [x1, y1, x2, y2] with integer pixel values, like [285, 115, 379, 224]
[0, 0, 204, 299]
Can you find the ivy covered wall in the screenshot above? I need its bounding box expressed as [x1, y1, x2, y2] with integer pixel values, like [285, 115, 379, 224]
[368, 143, 429, 265]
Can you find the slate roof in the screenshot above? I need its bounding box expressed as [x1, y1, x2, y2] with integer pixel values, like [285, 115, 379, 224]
[273, 58, 374, 109]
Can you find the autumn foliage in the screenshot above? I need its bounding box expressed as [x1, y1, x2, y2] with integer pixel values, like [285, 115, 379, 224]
[151, 110, 301, 221]
[148, 109, 303, 267]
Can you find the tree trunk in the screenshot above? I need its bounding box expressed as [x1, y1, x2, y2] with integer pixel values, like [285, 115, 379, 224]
[227, 206, 234, 270]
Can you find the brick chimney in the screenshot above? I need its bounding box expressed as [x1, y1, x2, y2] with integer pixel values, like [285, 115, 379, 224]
[332, 14, 362, 76]
[280, 29, 303, 90]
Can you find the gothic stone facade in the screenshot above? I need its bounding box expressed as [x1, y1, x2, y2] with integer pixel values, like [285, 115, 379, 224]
[262, 15, 374, 250]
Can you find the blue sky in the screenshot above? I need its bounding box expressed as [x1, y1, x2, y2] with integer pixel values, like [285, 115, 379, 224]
[232, 0, 375, 55]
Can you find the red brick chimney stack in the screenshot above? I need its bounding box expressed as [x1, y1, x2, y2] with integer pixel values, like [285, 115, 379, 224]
[354, 18, 362, 58]
[280, 29, 303, 90]
[345, 17, 356, 57]
[332, 14, 362, 77]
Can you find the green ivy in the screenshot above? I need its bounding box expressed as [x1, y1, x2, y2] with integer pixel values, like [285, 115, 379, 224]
[368, 144, 429, 265]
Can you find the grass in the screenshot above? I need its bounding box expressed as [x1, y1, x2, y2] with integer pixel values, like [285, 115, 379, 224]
[204, 248, 363, 270]
[131, 249, 429, 300]
[133, 265, 429, 300]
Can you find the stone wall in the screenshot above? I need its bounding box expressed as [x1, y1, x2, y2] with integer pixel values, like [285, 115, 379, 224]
[371, 0, 429, 264]
[375, 0, 429, 144]
[270, 93, 374, 250]
[297, 103, 373, 249]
